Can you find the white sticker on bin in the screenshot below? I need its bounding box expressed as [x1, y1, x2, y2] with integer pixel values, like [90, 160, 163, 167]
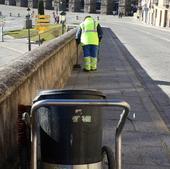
[72, 115, 92, 123]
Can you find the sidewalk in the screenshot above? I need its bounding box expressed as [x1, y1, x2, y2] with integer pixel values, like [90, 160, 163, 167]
[0, 35, 39, 67]
[65, 28, 170, 169]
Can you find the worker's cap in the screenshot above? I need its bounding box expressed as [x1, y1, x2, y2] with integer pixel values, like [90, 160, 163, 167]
[84, 15, 93, 20]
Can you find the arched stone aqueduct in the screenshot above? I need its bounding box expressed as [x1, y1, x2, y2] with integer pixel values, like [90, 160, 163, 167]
[0, 0, 126, 15]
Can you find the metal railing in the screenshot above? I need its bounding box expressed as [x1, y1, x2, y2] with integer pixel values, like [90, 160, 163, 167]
[30, 99, 130, 169]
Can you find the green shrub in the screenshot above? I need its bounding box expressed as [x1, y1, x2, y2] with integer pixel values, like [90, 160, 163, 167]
[4, 24, 62, 42]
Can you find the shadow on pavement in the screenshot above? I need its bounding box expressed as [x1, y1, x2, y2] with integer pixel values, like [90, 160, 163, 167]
[110, 28, 170, 129]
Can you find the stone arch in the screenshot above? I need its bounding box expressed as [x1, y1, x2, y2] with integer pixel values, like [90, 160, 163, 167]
[84, 0, 96, 13]
[6, 0, 16, 5]
[69, 0, 81, 12]
[45, 0, 53, 9]
[2, 0, 128, 16]
[96, 0, 101, 10]
[100, 0, 114, 15]
[68, 0, 115, 14]
[33, 0, 38, 8]
[0, 0, 5, 4]
[16, 0, 28, 7]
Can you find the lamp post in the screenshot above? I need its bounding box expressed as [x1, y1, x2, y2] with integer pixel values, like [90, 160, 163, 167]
[25, 7, 32, 51]
[60, 11, 66, 34]
[0, 16, 5, 42]
[1, 21, 4, 42]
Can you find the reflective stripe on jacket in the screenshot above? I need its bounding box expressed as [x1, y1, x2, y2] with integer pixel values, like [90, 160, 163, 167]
[80, 17, 99, 46]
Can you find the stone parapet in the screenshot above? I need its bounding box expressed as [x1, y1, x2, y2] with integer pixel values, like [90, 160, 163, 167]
[0, 28, 80, 169]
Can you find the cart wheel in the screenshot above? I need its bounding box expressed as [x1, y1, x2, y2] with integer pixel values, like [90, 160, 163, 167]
[102, 146, 114, 169]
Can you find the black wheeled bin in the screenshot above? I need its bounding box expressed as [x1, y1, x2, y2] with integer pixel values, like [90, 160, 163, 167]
[33, 89, 106, 168]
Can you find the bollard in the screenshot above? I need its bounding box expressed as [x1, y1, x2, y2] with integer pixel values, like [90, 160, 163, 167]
[0, 11, 2, 16]
[9, 12, 12, 17]
[76, 15, 78, 20]
[18, 13, 20, 17]
[97, 16, 99, 20]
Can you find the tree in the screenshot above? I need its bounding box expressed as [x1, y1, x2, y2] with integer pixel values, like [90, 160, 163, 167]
[38, 0, 44, 15]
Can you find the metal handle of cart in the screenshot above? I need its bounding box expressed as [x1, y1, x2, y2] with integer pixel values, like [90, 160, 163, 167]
[30, 99, 130, 169]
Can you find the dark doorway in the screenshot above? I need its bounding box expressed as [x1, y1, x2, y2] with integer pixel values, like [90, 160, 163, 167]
[164, 10, 168, 27]
[8, 0, 16, 6]
[81, 0, 84, 9]
[66, 0, 69, 9]
[113, 1, 119, 15]
[45, 0, 53, 10]
[96, 0, 101, 10]
[0, 0, 5, 4]
[78, 0, 84, 12]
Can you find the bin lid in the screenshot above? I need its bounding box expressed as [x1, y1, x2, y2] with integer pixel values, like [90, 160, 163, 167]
[33, 89, 105, 102]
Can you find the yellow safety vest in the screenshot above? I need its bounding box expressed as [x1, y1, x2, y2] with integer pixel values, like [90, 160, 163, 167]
[80, 18, 99, 46]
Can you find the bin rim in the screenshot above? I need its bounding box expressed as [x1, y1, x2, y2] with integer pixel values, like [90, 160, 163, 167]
[34, 89, 106, 102]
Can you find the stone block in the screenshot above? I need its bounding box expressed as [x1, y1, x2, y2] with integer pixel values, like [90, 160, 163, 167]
[0, 29, 78, 169]
[69, 0, 81, 12]
[45, 0, 53, 10]
[101, 0, 114, 15]
[84, 0, 96, 13]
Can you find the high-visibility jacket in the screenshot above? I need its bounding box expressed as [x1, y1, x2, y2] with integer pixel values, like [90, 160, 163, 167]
[80, 17, 99, 46]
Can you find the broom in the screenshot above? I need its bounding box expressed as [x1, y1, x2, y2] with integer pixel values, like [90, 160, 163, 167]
[73, 43, 81, 69]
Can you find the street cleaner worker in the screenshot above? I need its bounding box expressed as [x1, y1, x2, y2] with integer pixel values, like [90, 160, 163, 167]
[75, 16, 103, 71]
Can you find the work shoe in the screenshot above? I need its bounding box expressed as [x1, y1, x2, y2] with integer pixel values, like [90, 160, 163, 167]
[83, 68, 90, 72]
[91, 68, 97, 71]
[90, 57, 97, 70]
[83, 57, 91, 71]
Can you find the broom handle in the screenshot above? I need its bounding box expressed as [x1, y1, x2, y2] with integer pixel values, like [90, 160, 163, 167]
[97, 43, 100, 62]
[76, 43, 79, 64]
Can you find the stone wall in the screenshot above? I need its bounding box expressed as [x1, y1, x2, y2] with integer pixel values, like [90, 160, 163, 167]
[69, 0, 81, 12]
[0, 28, 80, 169]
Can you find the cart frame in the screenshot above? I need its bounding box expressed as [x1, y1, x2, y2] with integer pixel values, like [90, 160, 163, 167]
[30, 99, 130, 169]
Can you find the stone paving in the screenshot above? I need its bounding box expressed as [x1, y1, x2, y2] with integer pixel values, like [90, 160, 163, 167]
[65, 28, 170, 168]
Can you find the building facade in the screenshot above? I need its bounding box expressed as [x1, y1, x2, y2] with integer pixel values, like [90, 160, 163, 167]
[138, 0, 170, 27]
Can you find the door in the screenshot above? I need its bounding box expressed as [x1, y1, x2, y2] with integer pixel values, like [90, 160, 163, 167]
[164, 10, 168, 27]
